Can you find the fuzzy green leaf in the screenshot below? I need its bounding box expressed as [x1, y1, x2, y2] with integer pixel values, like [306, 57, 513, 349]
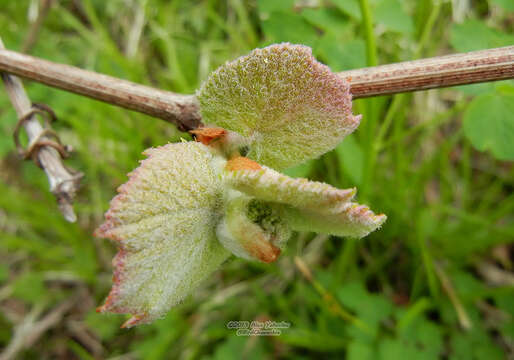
[197, 43, 361, 170]
[95, 142, 230, 327]
[224, 164, 356, 211]
[224, 165, 386, 238]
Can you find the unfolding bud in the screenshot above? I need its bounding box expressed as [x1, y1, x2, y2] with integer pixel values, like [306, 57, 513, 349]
[95, 43, 387, 328]
[216, 192, 291, 263]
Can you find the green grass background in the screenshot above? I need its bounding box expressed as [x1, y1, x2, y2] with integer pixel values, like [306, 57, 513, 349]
[0, 0, 513, 359]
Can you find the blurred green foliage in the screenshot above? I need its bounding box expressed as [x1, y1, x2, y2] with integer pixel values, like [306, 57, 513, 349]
[0, 0, 512, 359]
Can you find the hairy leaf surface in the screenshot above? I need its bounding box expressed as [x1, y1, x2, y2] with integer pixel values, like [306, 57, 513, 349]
[224, 165, 385, 238]
[197, 43, 360, 170]
[95, 143, 230, 327]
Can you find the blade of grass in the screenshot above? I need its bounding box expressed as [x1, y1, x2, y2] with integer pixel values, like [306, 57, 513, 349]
[396, 297, 432, 331]
[434, 263, 472, 330]
[362, 0, 443, 197]
[294, 256, 374, 336]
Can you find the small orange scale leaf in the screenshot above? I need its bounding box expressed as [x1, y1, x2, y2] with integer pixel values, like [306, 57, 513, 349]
[225, 156, 262, 171]
[189, 127, 226, 145]
[243, 239, 281, 263]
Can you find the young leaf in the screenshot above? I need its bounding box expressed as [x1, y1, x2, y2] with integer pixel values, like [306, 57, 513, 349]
[282, 204, 385, 239]
[197, 43, 361, 170]
[224, 164, 385, 238]
[94, 142, 230, 327]
[224, 164, 356, 212]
